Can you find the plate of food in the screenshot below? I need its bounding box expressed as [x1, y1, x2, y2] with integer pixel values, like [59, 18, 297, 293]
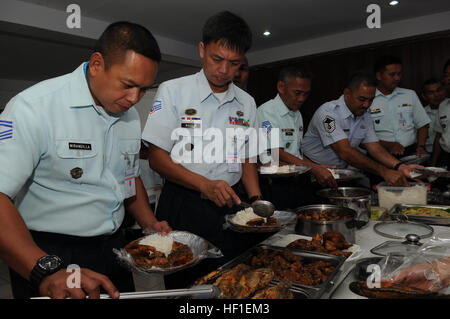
[114, 231, 209, 274]
[270, 232, 361, 261]
[388, 204, 450, 226]
[258, 165, 311, 177]
[225, 208, 297, 233]
[327, 168, 364, 181]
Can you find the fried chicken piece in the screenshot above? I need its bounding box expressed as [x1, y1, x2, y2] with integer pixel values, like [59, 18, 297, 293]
[322, 231, 352, 250]
[214, 264, 251, 299]
[234, 268, 274, 299]
[252, 281, 294, 299]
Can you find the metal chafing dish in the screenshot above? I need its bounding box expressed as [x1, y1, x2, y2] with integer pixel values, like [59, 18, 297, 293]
[214, 244, 345, 299]
[387, 203, 450, 226]
[294, 204, 357, 243]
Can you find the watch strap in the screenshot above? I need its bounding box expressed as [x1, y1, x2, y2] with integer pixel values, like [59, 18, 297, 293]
[29, 255, 62, 289]
[249, 195, 263, 203]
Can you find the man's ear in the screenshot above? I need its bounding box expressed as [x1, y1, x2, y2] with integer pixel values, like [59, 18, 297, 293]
[343, 87, 351, 98]
[277, 80, 285, 95]
[88, 52, 105, 76]
[375, 71, 382, 82]
[199, 42, 205, 60]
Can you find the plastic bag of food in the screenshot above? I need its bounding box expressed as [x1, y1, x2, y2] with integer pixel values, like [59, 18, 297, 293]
[113, 230, 223, 275]
[379, 235, 450, 294]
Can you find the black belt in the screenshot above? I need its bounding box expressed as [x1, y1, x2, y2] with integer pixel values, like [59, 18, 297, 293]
[164, 180, 240, 200]
[29, 230, 115, 244]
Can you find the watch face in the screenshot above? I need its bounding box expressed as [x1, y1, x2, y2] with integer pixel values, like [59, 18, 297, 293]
[38, 255, 62, 271]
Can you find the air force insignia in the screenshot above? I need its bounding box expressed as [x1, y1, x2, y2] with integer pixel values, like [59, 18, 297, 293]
[323, 116, 336, 133]
[185, 108, 197, 116]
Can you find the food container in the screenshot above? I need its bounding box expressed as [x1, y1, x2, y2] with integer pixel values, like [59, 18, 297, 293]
[377, 182, 428, 210]
[294, 204, 357, 243]
[316, 187, 372, 227]
[215, 245, 345, 299]
[387, 203, 450, 226]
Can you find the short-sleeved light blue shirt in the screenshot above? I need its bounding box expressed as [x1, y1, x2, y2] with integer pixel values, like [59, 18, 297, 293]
[0, 63, 141, 236]
[303, 95, 379, 168]
[369, 87, 430, 147]
[257, 94, 303, 164]
[141, 70, 257, 187]
[434, 98, 450, 153]
[424, 105, 439, 153]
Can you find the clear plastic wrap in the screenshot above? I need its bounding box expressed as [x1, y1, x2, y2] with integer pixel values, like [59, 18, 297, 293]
[379, 231, 450, 294]
[113, 230, 223, 275]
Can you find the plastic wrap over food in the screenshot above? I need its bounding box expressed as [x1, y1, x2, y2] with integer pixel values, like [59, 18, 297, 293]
[379, 233, 450, 294]
[223, 210, 297, 233]
[113, 231, 223, 275]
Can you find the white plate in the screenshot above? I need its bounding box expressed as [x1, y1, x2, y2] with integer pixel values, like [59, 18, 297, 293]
[270, 234, 362, 262]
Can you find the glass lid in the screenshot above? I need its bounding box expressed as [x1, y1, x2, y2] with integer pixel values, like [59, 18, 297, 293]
[373, 221, 434, 240]
[370, 234, 427, 257]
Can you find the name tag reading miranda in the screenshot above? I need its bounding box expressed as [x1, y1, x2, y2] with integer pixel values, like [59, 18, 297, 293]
[69, 142, 92, 150]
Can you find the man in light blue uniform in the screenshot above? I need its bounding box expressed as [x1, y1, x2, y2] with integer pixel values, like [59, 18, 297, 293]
[421, 78, 446, 153]
[431, 97, 450, 167]
[0, 22, 170, 299]
[370, 55, 430, 157]
[303, 72, 417, 186]
[142, 11, 266, 289]
[257, 65, 336, 209]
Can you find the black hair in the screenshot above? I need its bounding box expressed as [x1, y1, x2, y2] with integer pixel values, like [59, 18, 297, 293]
[374, 55, 402, 74]
[346, 71, 377, 91]
[444, 59, 450, 73]
[278, 64, 313, 82]
[94, 21, 161, 68]
[422, 77, 443, 92]
[202, 11, 252, 54]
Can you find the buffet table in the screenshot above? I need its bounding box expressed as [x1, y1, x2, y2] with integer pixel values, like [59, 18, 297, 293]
[260, 220, 450, 299]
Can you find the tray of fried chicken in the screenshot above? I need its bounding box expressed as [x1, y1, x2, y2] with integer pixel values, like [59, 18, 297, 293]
[270, 231, 362, 261]
[194, 245, 345, 299]
[114, 231, 220, 274]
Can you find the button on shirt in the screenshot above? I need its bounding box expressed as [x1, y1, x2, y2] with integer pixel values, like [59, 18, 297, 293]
[141, 70, 257, 187]
[257, 94, 303, 164]
[303, 95, 379, 168]
[0, 63, 141, 236]
[370, 87, 430, 147]
[434, 98, 450, 153]
[424, 105, 439, 153]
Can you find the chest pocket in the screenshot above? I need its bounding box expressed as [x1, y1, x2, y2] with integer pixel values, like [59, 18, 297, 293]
[55, 139, 98, 182]
[370, 109, 384, 128]
[350, 129, 368, 147]
[398, 107, 414, 130]
[119, 138, 141, 172]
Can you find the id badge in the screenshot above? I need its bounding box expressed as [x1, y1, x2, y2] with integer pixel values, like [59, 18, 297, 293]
[124, 167, 136, 198]
[227, 152, 240, 173]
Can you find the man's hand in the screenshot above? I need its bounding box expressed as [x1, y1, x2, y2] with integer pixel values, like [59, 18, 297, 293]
[311, 166, 338, 188]
[387, 142, 405, 156]
[199, 180, 241, 208]
[380, 168, 409, 186]
[398, 163, 422, 179]
[415, 146, 428, 158]
[39, 268, 120, 299]
[150, 220, 172, 234]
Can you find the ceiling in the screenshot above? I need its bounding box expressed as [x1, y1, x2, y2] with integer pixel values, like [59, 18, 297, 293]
[1, 0, 449, 84]
[15, 0, 450, 51]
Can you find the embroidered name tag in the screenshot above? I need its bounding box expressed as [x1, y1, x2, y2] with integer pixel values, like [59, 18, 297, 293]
[69, 142, 92, 150]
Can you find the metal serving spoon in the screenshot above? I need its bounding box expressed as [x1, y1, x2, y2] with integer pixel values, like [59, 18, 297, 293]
[237, 200, 275, 218]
